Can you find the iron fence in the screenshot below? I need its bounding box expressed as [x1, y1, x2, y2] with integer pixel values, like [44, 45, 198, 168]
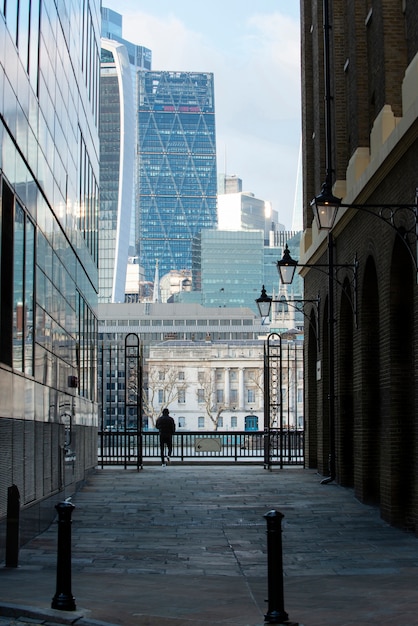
[97, 429, 304, 468]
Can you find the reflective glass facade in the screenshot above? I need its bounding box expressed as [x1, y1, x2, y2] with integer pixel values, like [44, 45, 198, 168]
[137, 71, 218, 282]
[99, 41, 135, 302]
[0, 0, 100, 540]
[195, 230, 264, 313]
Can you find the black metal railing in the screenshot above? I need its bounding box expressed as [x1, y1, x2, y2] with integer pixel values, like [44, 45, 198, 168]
[98, 430, 304, 468]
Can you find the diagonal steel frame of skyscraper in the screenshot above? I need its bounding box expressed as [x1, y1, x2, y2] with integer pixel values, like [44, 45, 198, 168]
[137, 71, 218, 283]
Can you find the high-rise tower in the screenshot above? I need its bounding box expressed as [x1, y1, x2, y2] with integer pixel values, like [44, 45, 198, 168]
[99, 40, 135, 303]
[137, 71, 218, 282]
[99, 8, 151, 302]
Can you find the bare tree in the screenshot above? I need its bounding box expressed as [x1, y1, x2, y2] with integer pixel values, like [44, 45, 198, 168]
[196, 370, 226, 431]
[144, 365, 187, 428]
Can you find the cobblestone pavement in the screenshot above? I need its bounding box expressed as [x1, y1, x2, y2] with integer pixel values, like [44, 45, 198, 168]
[1, 465, 418, 625]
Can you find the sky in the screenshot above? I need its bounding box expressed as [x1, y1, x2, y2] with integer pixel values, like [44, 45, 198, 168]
[101, 1, 302, 230]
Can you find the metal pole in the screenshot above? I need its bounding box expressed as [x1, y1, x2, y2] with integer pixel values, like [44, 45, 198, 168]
[51, 501, 76, 611]
[264, 510, 299, 625]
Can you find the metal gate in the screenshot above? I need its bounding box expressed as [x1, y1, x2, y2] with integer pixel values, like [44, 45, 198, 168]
[263, 332, 304, 469]
[98, 333, 143, 470]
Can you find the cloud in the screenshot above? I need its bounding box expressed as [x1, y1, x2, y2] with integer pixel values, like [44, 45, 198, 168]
[107, 6, 301, 227]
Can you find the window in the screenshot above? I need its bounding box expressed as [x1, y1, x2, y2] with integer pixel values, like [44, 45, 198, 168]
[198, 416, 205, 428]
[159, 370, 165, 381]
[216, 389, 223, 403]
[178, 388, 186, 403]
[1, 184, 34, 374]
[247, 389, 255, 403]
[178, 371, 185, 380]
[178, 416, 186, 427]
[231, 416, 237, 428]
[230, 389, 238, 404]
[158, 389, 164, 403]
[197, 388, 205, 403]
[217, 416, 223, 428]
[197, 371, 205, 382]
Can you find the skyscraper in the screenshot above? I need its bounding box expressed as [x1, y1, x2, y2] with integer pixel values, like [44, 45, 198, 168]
[99, 40, 135, 303]
[99, 8, 152, 302]
[137, 71, 218, 282]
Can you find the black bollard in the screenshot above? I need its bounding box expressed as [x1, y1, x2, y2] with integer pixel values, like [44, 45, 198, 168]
[264, 510, 299, 625]
[51, 501, 76, 611]
[5, 485, 20, 568]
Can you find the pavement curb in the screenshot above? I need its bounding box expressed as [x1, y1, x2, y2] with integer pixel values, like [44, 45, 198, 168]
[0, 603, 118, 626]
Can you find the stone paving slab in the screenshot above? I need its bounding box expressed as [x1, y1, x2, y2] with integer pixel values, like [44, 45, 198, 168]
[1, 466, 418, 625]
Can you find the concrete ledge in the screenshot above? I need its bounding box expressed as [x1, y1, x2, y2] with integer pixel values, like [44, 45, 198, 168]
[0, 602, 118, 626]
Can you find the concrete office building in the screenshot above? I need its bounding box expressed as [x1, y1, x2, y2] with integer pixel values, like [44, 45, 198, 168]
[301, 2, 418, 530]
[0, 1, 100, 555]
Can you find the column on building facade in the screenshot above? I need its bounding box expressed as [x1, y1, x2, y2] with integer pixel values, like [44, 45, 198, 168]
[238, 368, 245, 409]
[211, 367, 216, 410]
[224, 368, 230, 406]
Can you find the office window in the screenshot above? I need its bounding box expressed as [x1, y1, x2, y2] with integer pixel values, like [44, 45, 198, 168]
[178, 416, 186, 427]
[231, 416, 237, 428]
[247, 389, 255, 403]
[198, 416, 205, 428]
[178, 388, 186, 404]
[197, 389, 204, 403]
[217, 416, 223, 428]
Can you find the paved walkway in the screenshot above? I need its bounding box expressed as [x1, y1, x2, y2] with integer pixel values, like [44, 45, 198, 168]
[1, 465, 418, 625]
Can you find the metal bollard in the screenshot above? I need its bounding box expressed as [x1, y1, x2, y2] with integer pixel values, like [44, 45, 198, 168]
[5, 485, 20, 568]
[51, 501, 76, 611]
[264, 510, 299, 625]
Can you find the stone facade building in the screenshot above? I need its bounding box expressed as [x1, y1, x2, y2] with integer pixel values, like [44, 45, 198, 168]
[300, 1, 418, 530]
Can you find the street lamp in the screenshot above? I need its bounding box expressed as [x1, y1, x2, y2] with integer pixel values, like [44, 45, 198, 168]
[256, 285, 273, 318]
[276, 244, 298, 284]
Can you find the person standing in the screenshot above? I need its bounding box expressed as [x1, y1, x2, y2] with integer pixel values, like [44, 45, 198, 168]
[156, 408, 176, 466]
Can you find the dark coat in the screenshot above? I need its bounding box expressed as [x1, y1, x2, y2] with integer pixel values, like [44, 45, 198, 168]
[156, 414, 176, 435]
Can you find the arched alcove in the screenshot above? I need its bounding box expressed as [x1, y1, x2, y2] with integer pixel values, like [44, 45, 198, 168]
[305, 308, 319, 468]
[385, 237, 414, 528]
[358, 255, 380, 504]
[337, 278, 354, 487]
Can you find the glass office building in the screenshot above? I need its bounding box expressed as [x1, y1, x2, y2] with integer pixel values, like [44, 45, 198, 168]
[99, 40, 135, 302]
[100, 8, 152, 300]
[193, 230, 264, 313]
[137, 71, 218, 282]
[0, 1, 100, 550]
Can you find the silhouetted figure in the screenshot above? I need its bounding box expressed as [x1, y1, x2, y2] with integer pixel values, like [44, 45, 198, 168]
[156, 408, 176, 466]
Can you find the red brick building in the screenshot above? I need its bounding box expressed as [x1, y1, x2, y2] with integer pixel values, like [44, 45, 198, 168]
[300, 1, 418, 530]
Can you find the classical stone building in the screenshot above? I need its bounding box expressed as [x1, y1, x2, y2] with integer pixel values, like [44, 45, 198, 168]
[300, 1, 418, 530]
